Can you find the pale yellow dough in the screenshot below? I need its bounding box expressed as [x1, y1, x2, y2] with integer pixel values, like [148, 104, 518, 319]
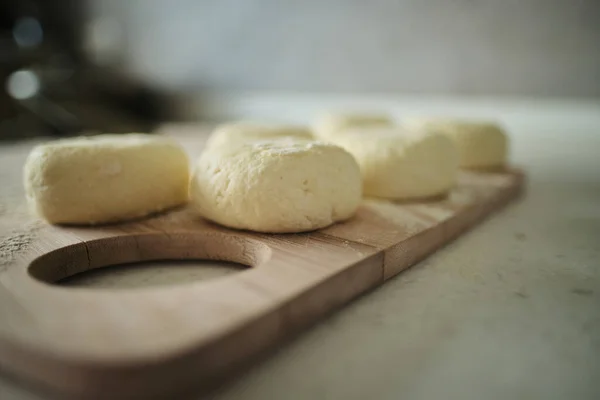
[405, 119, 508, 169]
[313, 113, 394, 141]
[330, 127, 459, 200]
[24, 134, 189, 225]
[190, 138, 361, 233]
[205, 121, 313, 150]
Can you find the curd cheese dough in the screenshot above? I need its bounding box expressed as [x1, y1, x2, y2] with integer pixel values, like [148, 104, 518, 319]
[24, 134, 190, 225]
[331, 127, 459, 200]
[205, 121, 313, 149]
[190, 139, 361, 233]
[405, 119, 508, 169]
[313, 113, 394, 141]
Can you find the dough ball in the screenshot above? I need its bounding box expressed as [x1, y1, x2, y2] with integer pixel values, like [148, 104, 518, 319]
[24, 134, 190, 225]
[205, 121, 313, 150]
[190, 138, 361, 233]
[313, 112, 394, 141]
[331, 128, 459, 200]
[405, 119, 508, 169]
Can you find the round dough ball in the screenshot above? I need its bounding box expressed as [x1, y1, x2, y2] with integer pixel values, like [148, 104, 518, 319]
[331, 128, 459, 200]
[206, 121, 313, 150]
[405, 119, 508, 169]
[313, 113, 394, 141]
[24, 134, 190, 225]
[190, 139, 361, 233]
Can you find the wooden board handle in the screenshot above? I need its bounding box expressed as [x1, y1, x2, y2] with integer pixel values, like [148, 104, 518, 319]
[28, 232, 272, 284]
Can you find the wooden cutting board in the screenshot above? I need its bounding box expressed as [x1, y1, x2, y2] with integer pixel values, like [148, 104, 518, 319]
[0, 131, 524, 399]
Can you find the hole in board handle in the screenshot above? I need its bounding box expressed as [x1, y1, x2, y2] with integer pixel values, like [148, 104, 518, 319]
[28, 232, 272, 289]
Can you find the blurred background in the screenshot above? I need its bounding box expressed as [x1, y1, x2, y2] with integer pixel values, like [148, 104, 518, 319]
[1, 0, 599, 138]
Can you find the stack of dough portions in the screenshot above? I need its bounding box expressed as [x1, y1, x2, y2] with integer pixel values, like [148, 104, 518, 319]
[313, 112, 394, 141]
[205, 121, 313, 149]
[330, 127, 459, 200]
[191, 138, 362, 233]
[24, 134, 190, 225]
[405, 119, 508, 169]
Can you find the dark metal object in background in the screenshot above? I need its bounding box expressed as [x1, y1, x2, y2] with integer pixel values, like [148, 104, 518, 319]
[0, 0, 168, 140]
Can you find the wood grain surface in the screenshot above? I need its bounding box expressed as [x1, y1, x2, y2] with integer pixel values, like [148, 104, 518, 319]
[0, 126, 524, 399]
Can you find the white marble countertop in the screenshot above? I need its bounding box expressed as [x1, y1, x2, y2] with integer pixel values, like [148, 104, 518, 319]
[2, 97, 599, 400]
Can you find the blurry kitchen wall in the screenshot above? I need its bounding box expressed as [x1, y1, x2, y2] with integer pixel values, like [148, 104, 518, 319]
[85, 0, 600, 98]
